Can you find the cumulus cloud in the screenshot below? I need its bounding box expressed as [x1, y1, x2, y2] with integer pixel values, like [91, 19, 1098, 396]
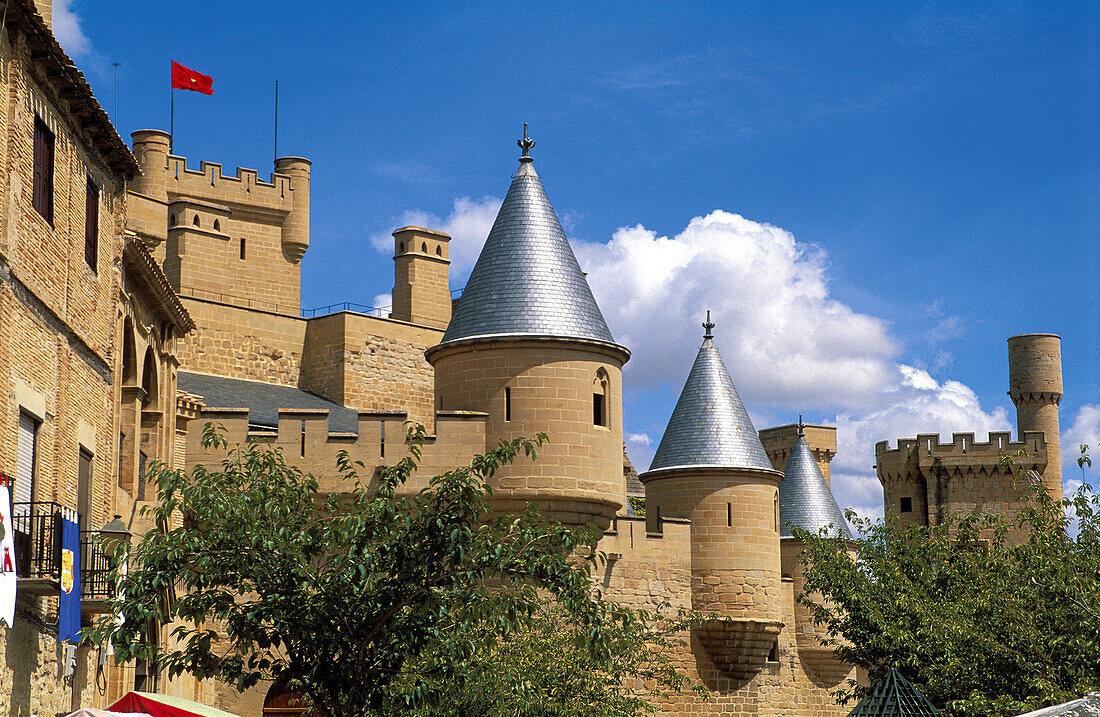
[52, 0, 92, 57]
[370, 196, 501, 285]
[1063, 404, 1100, 489]
[575, 211, 899, 410]
[626, 432, 651, 447]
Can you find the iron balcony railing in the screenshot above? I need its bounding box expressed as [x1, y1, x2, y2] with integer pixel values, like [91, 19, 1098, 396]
[80, 530, 114, 602]
[11, 501, 77, 584]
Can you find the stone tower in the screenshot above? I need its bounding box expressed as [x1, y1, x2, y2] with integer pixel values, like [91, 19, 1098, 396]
[778, 423, 852, 679]
[876, 334, 1061, 536]
[1008, 333, 1063, 499]
[391, 226, 452, 329]
[640, 318, 784, 679]
[425, 128, 630, 530]
[129, 129, 311, 315]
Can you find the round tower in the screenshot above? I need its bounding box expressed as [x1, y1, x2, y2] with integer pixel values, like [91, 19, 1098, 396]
[639, 316, 784, 678]
[130, 129, 171, 202]
[778, 422, 852, 680]
[425, 126, 629, 530]
[274, 156, 311, 263]
[1007, 333, 1063, 498]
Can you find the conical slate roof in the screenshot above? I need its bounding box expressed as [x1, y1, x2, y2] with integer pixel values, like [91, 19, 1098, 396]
[847, 669, 942, 717]
[440, 140, 616, 346]
[646, 321, 773, 474]
[779, 431, 852, 539]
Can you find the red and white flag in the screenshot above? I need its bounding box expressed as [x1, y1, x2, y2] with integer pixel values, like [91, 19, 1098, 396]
[171, 61, 213, 95]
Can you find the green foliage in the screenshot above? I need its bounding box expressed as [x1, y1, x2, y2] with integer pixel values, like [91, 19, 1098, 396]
[627, 496, 646, 517]
[793, 454, 1100, 717]
[386, 598, 698, 717]
[90, 423, 690, 717]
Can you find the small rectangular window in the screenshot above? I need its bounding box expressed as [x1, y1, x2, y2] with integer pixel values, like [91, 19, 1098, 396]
[78, 448, 93, 534]
[774, 493, 780, 532]
[593, 392, 606, 426]
[33, 117, 55, 224]
[504, 387, 512, 422]
[240, 237, 246, 260]
[85, 177, 99, 271]
[727, 502, 732, 527]
[900, 496, 913, 513]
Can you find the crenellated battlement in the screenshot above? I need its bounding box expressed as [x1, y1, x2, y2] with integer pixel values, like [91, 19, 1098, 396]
[161, 155, 297, 215]
[876, 430, 1048, 481]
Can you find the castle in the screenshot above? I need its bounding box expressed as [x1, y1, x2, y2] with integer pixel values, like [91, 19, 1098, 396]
[0, 1, 1065, 715]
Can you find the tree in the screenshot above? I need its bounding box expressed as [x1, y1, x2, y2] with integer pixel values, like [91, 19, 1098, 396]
[792, 450, 1100, 717]
[90, 424, 690, 717]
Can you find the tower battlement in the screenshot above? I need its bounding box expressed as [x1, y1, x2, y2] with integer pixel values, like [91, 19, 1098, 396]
[127, 129, 311, 314]
[876, 431, 1048, 481]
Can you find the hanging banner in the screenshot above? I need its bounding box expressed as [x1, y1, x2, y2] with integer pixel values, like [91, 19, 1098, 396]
[0, 484, 16, 627]
[59, 515, 80, 642]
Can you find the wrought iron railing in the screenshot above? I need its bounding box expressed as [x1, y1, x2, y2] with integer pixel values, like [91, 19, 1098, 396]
[80, 530, 114, 601]
[10, 501, 77, 581]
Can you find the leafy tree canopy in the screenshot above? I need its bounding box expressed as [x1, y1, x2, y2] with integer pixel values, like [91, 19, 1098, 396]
[793, 447, 1100, 717]
[90, 424, 690, 717]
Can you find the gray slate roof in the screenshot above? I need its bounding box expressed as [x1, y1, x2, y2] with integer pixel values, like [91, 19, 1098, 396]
[779, 434, 852, 539]
[178, 372, 359, 433]
[847, 669, 942, 716]
[1016, 695, 1100, 717]
[646, 335, 774, 474]
[440, 161, 617, 346]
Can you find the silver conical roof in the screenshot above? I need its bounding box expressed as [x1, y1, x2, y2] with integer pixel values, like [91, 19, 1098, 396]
[440, 158, 616, 346]
[779, 432, 852, 539]
[646, 327, 774, 474]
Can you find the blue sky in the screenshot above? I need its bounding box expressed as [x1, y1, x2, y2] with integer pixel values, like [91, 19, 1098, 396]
[67, 1, 1097, 517]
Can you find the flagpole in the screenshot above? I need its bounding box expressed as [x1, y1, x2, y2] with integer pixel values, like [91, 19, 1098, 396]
[170, 86, 174, 154]
[274, 80, 279, 161]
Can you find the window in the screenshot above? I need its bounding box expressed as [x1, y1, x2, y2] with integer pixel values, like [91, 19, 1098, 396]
[900, 496, 913, 513]
[504, 387, 512, 422]
[78, 448, 93, 534]
[593, 369, 609, 427]
[727, 502, 732, 527]
[85, 177, 99, 271]
[15, 412, 38, 507]
[774, 492, 780, 532]
[240, 237, 246, 260]
[33, 117, 55, 224]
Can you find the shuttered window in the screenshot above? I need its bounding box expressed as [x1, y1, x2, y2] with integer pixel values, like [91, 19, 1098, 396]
[32, 118, 54, 224]
[84, 177, 99, 271]
[15, 413, 38, 510]
[78, 448, 93, 533]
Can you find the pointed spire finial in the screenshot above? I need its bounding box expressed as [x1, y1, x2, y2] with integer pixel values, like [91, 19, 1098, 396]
[518, 122, 535, 163]
[797, 415, 805, 437]
[702, 310, 715, 339]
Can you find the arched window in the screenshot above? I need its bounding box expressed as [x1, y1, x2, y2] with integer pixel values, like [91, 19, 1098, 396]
[141, 346, 159, 410]
[421, 242, 427, 253]
[169, 214, 177, 226]
[435, 245, 442, 256]
[593, 368, 609, 427]
[398, 241, 405, 253]
[213, 219, 221, 231]
[192, 215, 200, 227]
[121, 317, 137, 385]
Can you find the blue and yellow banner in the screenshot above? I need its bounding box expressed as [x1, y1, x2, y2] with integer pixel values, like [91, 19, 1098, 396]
[59, 516, 80, 643]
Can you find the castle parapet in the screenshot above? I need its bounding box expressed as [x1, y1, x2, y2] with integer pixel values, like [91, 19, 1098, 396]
[875, 431, 1047, 483]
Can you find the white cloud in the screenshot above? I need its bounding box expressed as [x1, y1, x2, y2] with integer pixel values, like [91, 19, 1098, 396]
[626, 432, 651, 447]
[372, 293, 391, 311]
[370, 196, 501, 285]
[1063, 404, 1100, 489]
[575, 211, 899, 410]
[52, 0, 91, 57]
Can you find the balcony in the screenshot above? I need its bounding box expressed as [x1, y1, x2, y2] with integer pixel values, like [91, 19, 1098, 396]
[10, 502, 122, 611]
[11, 501, 77, 595]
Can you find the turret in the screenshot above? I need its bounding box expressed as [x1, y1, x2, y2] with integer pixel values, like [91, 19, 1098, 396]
[130, 129, 171, 202]
[273, 156, 311, 263]
[639, 315, 784, 679]
[778, 422, 852, 677]
[425, 125, 629, 530]
[391, 226, 452, 329]
[1008, 333, 1063, 499]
